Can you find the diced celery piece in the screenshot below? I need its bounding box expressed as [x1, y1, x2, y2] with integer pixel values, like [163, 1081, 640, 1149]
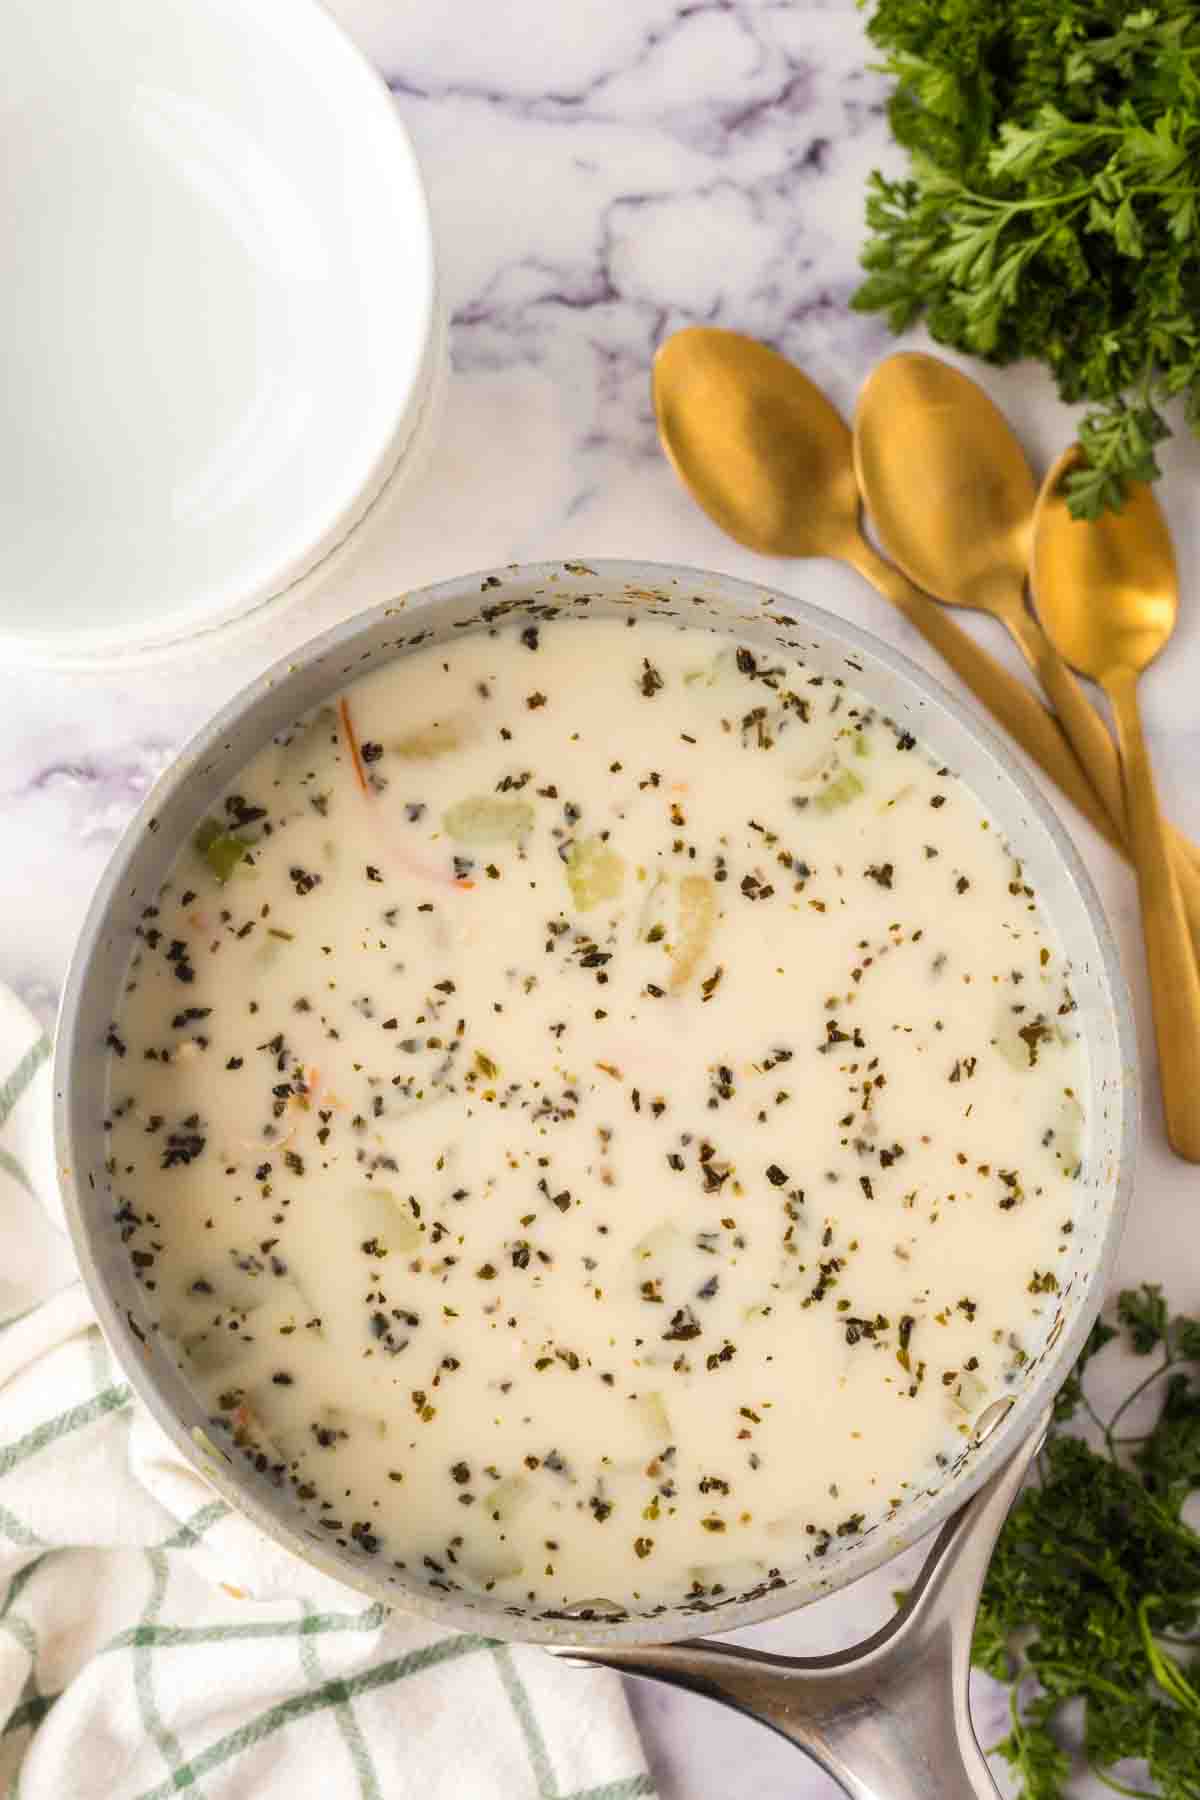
[813, 768, 865, 813]
[442, 795, 535, 844]
[193, 817, 248, 883]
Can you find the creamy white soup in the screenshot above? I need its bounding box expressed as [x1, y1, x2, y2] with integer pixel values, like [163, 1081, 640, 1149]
[106, 617, 1086, 1610]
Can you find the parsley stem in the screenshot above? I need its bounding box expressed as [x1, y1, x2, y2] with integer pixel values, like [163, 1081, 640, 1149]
[1138, 1597, 1200, 1715]
[1074, 1387, 1109, 1444]
[1104, 1353, 1174, 1455]
[957, 183, 1093, 213]
[960, 178, 1200, 216]
[1093, 1772, 1156, 1800]
[1032, 1661, 1136, 1707]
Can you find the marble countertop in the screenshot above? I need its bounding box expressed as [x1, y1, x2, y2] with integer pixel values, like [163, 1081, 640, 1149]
[4, 2, 1198, 1793]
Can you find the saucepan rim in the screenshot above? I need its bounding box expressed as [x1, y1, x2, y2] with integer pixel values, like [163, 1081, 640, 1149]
[53, 558, 1138, 1646]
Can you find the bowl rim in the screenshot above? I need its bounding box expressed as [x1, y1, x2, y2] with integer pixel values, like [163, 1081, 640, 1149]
[0, 0, 437, 669]
[53, 558, 1139, 1643]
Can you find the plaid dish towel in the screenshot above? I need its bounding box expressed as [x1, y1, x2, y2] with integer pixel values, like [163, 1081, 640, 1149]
[0, 983, 656, 1800]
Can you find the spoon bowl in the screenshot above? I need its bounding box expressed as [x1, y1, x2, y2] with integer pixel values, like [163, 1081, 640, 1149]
[652, 327, 859, 558]
[853, 352, 1036, 614]
[1033, 447, 1179, 678]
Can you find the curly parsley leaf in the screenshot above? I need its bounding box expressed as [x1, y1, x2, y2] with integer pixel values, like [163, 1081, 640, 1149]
[973, 1286, 1200, 1797]
[854, 0, 1200, 516]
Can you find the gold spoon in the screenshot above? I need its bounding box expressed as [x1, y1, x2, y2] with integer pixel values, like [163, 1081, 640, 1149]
[853, 352, 1200, 939]
[653, 327, 1116, 846]
[1034, 446, 1200, 1162]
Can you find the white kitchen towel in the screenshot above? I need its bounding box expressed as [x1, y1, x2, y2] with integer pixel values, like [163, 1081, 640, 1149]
[0, 983, 656, 1800]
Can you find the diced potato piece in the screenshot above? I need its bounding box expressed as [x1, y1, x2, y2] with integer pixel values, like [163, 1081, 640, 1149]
[394, 718, 470, 760]
[948, 1372, 990, 1417]
[319, 1404, 388, 1440]
[342, 1185, 424, 1255]
[632, 1391, 672, 1446]
[992, 1028, 1028, 1072]
[254, 1416, 306, 1462]
[793, 750, 835, 783]
[172, 1262, 297, 1319]
[175, 1270, 316, 1378]
[566, 836, 626, 911]
[461, 1546, 524, 1586]
[683, 649, 735, 688]
[379, 1190, 426, 1251]
[484, 1476, 533, 1522]
[275, 706, 335, 780]
[266, 1403, 388, 1464]
[442, 795, 534, 844]
[632, 1220, 683, 1262]
[181, 1330, 251, 1376]
[225, 1265, 312, 1317]
[256, 1277, 317, 1335]
[670, 876, 717, 991]
[1049, 1093, 1085, 1178]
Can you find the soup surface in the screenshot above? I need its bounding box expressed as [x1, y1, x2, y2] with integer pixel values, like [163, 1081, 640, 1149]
[107, 617, 1086, 1609]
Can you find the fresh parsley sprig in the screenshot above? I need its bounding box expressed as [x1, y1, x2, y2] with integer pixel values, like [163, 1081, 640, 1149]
[853, 2, 1200, 517]
[974, 1285, 1200, 1797]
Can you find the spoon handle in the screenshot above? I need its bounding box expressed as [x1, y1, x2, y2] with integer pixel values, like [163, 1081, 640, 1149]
[1003, 603, 1200, 949]
[1104, 667, 1200, 1162]
[843, 536, 1121, 852]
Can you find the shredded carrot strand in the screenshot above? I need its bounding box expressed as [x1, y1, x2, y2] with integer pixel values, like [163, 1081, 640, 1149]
[340, 694, 475, 890]
[338, 697, 369, 793]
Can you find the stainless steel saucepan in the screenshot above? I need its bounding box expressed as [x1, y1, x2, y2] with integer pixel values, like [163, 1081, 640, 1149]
[55, 562, 1137, 1799]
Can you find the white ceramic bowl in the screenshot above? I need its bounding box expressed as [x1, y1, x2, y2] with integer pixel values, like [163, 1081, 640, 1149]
[0, 0, 438, 670]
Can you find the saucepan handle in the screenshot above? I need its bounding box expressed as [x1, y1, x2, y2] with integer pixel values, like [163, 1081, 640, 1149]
[552, 1411, 1048, 1800]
